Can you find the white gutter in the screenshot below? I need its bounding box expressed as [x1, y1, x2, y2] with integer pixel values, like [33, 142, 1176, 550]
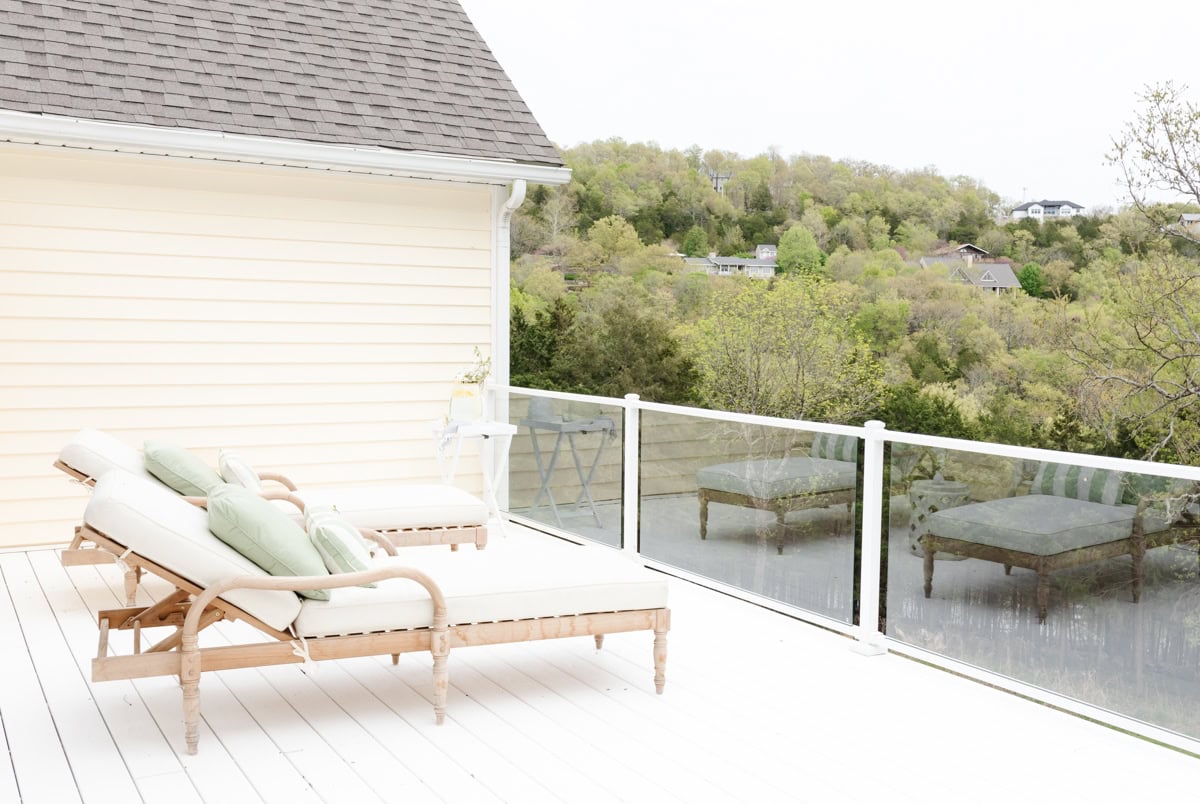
[490, 179, 527, 510]
[0, 109, 571, 187]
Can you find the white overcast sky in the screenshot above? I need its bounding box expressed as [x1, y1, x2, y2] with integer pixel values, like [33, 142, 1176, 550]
[459, 0, 1196, 210]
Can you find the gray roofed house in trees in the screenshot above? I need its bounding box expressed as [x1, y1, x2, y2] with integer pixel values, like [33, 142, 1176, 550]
[0, 0, 563, 166]
[947, 261, 1020, 293]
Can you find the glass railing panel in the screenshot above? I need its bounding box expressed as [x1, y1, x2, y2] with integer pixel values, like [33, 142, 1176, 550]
[886, 446, 1200, 741]
[505, 391, 623, 548]
[638, 410, 858, 623]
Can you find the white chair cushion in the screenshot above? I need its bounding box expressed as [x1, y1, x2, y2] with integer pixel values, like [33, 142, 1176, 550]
[59, 428, 155, 483]
[84, 472, 302, 632]
[297, 484, 488, 530]
[926, 495, 1142, 556]
[696, 457, 856, 499]
[294, 537, 669, 637]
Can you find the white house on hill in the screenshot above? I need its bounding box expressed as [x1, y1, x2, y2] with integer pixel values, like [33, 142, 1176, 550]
[1012, 200, 1086, 220]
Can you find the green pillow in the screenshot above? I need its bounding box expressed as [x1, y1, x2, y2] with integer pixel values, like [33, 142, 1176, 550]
[144, 440, 224, 497]
[306, 508, 375, 587]
[206, 484, 331, 601]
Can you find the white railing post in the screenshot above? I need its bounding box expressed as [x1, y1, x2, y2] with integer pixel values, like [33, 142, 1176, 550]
[622, 394, 640, 556]
[490, 384, 510, 512]
[853, 419, 888, 656]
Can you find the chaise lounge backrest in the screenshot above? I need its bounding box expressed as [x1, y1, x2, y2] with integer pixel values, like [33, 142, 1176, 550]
[85, 471, 302, 631]
[60, 428, 157, 485]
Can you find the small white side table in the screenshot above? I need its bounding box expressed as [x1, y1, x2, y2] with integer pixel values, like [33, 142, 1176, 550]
[907, 478, 970, 560]
[433, 419, 518, 535]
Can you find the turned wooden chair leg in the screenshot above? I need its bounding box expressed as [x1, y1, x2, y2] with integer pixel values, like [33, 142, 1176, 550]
[181, 634, 202, 755]
[653, 610, 670, 694]
[391, 654, 400, 665]
[1036, 571, 1050, 624]
[124, 566, 141, 606]
[1004, 564, 1013, 575]
[594, 634, 605, 650]
[430, 620, 449, 725]
[923, 540, 935, 599]
[699, 492, 708, 540]
[775, 507, 786, 555]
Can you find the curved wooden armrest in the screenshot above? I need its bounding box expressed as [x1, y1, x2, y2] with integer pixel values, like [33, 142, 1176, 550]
[257, 471, 299, 491]
[182, 491, 307, 513]
[260, 489, 308, 513]
[360, 528, 398, 556]
[183, 565, 448, 642]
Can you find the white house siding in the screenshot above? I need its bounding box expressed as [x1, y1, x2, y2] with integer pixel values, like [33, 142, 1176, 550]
[0, 145, 494, 548]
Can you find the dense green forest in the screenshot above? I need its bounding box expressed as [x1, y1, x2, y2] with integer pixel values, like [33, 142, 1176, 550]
[508, 85, 1200, 465]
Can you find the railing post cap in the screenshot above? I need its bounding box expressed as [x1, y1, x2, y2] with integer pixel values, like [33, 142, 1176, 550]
[865, 420, 886, 430]
[624, 393, 640, 402]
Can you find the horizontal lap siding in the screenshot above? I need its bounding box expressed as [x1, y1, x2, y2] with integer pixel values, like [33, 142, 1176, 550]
[0, 146, 493, 547]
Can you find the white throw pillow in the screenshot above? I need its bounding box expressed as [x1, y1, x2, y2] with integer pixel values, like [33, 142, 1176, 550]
[218, 449, 263, 493]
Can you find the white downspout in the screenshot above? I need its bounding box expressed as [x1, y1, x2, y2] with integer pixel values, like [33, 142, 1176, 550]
[491, 179, 526, 510]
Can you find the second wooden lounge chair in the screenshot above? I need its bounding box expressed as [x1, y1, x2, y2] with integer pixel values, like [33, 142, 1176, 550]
[57, 429, 490, 599]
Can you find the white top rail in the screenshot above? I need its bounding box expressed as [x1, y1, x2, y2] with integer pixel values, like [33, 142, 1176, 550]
[501, 385, 1200, 482]
[882, 428, 1200, 482]
[502, 384, 630, 409]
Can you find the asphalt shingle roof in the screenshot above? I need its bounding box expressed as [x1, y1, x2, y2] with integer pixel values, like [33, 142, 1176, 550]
[0, 0, 563, 166]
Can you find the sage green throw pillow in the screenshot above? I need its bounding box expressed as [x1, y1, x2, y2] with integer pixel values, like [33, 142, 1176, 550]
[306, 507, 376, 587]
[206, 484, 331, 601]
[143, 440, 224, 497]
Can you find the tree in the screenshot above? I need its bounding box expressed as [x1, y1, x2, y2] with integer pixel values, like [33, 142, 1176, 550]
[1017, 262, 1045, 297]
[587, 215, 643, 262]
[1109, 82, 1200, 245]
[680, 225, 709, 257]
[776, 224, 825, 275]
[1068, 252, 1200, 461]
[681, 277, 884, 423]
[551, 278, 697, 403]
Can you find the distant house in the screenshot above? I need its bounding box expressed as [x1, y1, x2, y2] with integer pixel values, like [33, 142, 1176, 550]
[684, 255, 776, 279]
[947, 261, 1020, 294]
[1012, 200, 1086, 221]
[1178, 213, 1200, 234]
[921, 243, 991, 267]
[755, 244, 778, 261]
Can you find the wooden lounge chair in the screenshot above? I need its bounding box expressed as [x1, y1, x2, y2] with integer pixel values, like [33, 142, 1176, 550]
[81, 471, 670, 754]
[696, 433, 859, 554]
[921, 462, 1200, 622]
[57, 429, 490, 599]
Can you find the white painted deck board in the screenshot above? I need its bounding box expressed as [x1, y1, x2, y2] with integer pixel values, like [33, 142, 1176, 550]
[3, 534, 1198, 804]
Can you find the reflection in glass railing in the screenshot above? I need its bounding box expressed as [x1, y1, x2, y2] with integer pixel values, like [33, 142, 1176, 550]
[637, 411, 859, 623]
[506, 392, 623, 548]
[887, 447, 1200, 740]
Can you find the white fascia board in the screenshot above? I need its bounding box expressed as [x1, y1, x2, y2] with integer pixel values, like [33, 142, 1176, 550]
[0, 110, 571, 186]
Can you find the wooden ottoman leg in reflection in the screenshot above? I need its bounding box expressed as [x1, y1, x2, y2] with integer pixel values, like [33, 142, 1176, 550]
[775, 505, 787, 555]
[699, 489, 709, 540]
[922, 537, 935, 599]
[1036, 567, 1050, 624]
